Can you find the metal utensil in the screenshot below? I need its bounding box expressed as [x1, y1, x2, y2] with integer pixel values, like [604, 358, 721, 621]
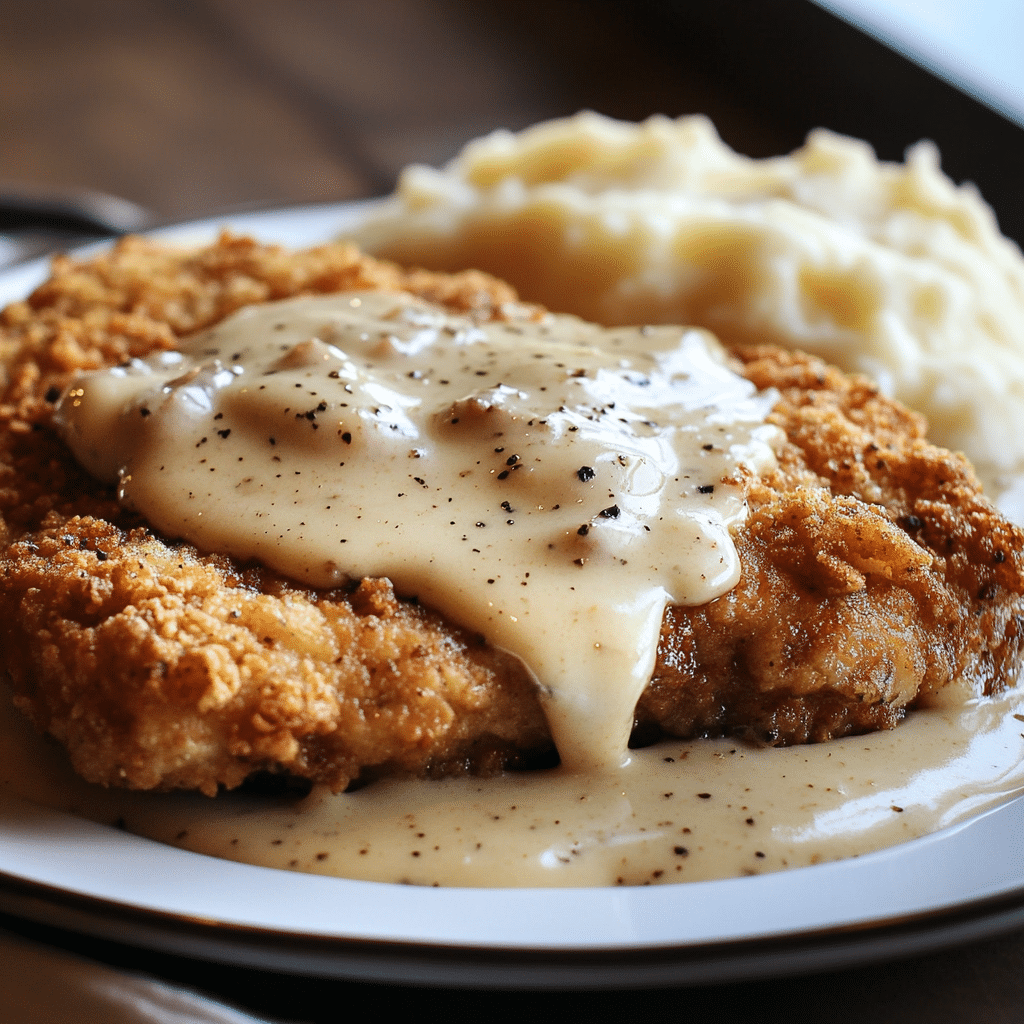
[0, 186, 152, 268]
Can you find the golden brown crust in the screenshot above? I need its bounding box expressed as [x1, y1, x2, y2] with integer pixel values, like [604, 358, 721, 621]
[0, 521, 548, 795]
[0, 233, 518, 430]
[1, 234, 1022, 793]
[640, 347, 1024, 744]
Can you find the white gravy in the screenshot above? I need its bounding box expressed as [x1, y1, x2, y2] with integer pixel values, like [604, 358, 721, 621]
[37, 289, 1024, 888]
[56, 291, 779, 770]
[1, 682, 1022, 887]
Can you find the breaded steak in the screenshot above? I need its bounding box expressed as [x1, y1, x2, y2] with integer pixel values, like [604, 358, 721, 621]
[0, 235, 1021, 794]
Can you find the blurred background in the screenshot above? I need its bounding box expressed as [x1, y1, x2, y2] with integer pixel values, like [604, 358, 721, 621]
[2, 0, 1023, 249]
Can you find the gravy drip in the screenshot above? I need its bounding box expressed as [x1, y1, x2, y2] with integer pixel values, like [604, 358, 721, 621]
[56, 292, 780, 770]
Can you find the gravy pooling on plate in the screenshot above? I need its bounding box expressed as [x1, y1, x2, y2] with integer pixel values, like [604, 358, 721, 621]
[2, 681, 1022, 887]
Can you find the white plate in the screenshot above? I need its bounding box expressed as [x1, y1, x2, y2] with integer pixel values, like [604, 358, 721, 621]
[1, 202, 1024, 989]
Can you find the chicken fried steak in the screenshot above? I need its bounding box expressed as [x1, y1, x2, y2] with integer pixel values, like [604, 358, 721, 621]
[0, 235, 1021, 795]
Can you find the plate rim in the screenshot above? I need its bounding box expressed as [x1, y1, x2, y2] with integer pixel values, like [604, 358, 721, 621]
[2, 200, 1024, 987]
[3, 811, 1024, 989]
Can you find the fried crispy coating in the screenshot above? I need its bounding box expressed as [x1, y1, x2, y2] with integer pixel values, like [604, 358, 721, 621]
[1, 235, 1022, 793]
[1, 525, 548, 795]
[640, 347, 1024, 744]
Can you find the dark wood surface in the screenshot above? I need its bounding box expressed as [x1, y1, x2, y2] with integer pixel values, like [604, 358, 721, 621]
[4, 0, 1022, 233]
[2, 1, 1024, 1020]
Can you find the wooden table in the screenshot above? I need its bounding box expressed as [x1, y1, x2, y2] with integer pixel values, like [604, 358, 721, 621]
[2, 2, 1024, 1020]
[4, 0, 1022, 235]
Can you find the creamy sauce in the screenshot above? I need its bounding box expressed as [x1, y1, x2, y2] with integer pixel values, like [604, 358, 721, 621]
[42, 288, 1024, 888]
[56, 291, 779, 770]
[1, 682, 1022, 887]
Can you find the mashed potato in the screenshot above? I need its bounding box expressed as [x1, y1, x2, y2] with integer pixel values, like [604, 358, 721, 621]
[352, 112, 1024, 490]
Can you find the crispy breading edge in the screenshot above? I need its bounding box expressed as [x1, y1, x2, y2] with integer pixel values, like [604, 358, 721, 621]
[641, 348, 1024, 744]
[1, 235, 1022, 793]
